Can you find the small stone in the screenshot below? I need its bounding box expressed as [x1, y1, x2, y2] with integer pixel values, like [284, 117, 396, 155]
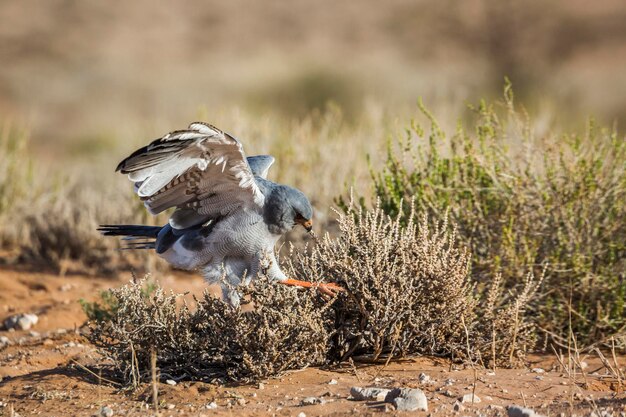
[99, 406, 114, 417]
[205, 402, 218, 409]
[257, 382, 265, 389]
[419, 373, 431, 384]
[297, 413, 306, 417]
[350, 387, 390, 401]
[28, 331, 40, 338]
[165, 379, 176, 386]
[328, 379, 338, 385]
[384, 388, 428, 412]
[236, 398, 246, 406]
[300, 397, 324, 406]
[486, 371, 496, 376]
[166, 404, 175, 409]
[531, 368, 545, 374]
[453, 401, 465, 412]
[438, 389, 454, 397]
[445, 378, 455, 385]
[0, 335, 10, 346]
[460, 393, 481, 404]
[507, 405, 545, 417]
[4, 313, 38, 331]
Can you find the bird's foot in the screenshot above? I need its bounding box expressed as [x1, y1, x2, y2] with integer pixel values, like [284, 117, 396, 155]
[280, 278, 344, 297]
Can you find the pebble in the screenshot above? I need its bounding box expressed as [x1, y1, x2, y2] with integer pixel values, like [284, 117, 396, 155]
[205, 402, 218, 409]
[453, 401, 465, 412]
[236, 398, 246, 406]
[460, 393, 481, 404]
[3, 313, 38, 331]
[531, 368, 545, 374]
[165, 379, 176, 386]
[350, 387, 390, 401]
[297, 413, 306, 417]
[0, 335, 10, 347]
[438, 389, 454, 397]
[300, 397, 324, 406]
[507, 405, 546, 417]
[166, 404, 175, 410]
[328, 379, 338, 385]
[257, 382, 265, 389]
[384, 388, 428, 412]
[99, 406, 114, 417]
[419, 373, 431, 384]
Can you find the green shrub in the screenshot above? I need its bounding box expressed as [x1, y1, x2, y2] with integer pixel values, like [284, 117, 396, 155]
[354, 83, 626, 346]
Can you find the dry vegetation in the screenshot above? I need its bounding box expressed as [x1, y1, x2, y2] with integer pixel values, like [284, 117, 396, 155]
[2, 83, 625, 383]
[359, 83, 626, 347]
[86, 277, 331, 384]
[83, 201, 541, 384]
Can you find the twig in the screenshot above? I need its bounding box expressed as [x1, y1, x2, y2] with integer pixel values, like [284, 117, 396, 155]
[70, 358, 121, 387]
[349, 357, 362, 383]
[151, 347, 159, 415]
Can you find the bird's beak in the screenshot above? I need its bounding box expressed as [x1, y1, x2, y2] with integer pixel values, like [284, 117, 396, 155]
[300, 219, 313, 232]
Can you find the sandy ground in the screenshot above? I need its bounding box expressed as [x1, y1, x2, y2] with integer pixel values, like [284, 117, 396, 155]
[1, 267, 625, 417]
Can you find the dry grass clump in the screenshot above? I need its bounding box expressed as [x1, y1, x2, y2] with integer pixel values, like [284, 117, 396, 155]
[86, 277, 331, 384]
[0, 106, 386, 273]
[0, 124, 34, 248]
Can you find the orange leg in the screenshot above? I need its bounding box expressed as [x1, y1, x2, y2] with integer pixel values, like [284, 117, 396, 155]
[279, 278, 344, 297]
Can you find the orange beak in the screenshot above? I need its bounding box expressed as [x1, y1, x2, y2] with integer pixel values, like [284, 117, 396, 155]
[300, 219, 313, 232]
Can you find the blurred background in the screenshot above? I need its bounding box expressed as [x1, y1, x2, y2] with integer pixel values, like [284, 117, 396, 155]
[1, 0, 626, 345]
[2, 0, 626, 150]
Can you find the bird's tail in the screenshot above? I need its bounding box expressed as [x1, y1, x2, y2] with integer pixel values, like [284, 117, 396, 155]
[98, 224, 162, 250]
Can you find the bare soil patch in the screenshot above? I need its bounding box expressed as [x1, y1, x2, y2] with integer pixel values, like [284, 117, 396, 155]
[1, 268, 624, 416]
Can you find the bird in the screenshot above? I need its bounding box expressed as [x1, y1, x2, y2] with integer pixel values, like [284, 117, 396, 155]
[99, 121, 342, 305]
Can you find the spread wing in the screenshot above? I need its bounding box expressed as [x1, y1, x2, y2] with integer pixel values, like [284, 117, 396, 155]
[117, 122, 265, 228]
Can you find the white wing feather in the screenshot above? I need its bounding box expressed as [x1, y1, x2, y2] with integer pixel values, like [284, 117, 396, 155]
[117, 122, 265, 224]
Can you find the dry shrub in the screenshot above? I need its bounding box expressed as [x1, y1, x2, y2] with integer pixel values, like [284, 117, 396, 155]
[287, 203, 474, 360]
[13, 185, 150, 275]
[86, 276, 330, 384]
[286, 201, 541, 366]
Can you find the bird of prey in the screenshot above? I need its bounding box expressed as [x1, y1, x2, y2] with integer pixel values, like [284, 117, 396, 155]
[99, 122, 342, 304]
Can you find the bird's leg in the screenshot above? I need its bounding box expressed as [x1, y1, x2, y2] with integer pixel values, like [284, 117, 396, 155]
[279, 278, 344, 297]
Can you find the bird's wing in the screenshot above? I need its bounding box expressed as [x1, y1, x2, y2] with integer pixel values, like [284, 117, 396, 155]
[246, 155, 275, 179]
[117, 122, 264, 227]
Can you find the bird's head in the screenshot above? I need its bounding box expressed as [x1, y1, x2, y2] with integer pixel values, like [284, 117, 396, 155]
[264, 185, 314, 234]
[291, 191, 314, 232]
